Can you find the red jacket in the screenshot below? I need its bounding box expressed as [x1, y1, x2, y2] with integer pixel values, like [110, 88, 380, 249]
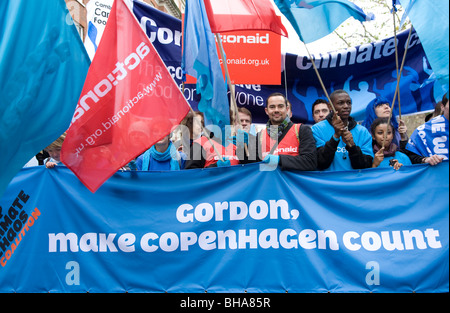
[260, 124, 301, 158]
[186, 136, 240, 169]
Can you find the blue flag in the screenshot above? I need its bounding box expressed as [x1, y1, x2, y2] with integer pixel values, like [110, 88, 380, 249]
[0, 0, 90, 197]
[181, 0, 230, 129]
[406, 115, 449, 160]
[274, 0, 374, 44]
[398, 0, 449, 97]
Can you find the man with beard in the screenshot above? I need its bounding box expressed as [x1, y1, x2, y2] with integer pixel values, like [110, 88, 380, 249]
[238, 92, 317, 171]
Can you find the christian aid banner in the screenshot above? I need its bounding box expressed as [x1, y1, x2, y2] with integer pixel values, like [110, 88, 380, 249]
[0, 162, 448, 292]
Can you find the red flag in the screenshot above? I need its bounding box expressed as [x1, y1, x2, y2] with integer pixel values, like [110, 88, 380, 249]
[203, 0, 288, 37]
[61, 0, 190, 192]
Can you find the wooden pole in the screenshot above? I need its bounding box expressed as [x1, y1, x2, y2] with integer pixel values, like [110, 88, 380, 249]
[182, 81, 224, 161]
[215, 33, 240, 125]
[383, 27, 413, 149]
[215, 33, 249, 156]
[392, 8, 402, 119]
[302, 43, 336, 113]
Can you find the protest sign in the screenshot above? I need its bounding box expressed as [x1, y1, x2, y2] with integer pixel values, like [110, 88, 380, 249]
[1, 162, 448, 292]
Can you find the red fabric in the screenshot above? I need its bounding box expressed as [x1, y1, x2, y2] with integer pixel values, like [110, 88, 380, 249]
[195, 136, 240, 168]
[260, 124, 301, 158]
[61, 0, 189, 192]
[204, 0, 288, 37]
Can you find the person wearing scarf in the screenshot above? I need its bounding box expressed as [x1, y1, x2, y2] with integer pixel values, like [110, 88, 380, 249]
[136, 135, 186, 171]
[239, 92, 317, 171]
[371, 117, 411, 170]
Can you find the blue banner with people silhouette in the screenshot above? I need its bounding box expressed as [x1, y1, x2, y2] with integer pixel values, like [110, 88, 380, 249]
[0, 162, 448, 292]
[281, 28, 446, 124]
[130, 1, 445, 125]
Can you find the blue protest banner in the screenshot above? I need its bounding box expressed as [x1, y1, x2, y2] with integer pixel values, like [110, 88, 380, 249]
[0, 162, 448, 292]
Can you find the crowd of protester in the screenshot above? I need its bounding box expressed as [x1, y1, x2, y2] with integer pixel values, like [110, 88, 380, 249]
[27, 91, 449, 173]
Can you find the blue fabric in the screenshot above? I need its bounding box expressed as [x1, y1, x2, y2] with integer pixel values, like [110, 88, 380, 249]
[406, 115, 449, 159]
[137, 143, 186, 171]
[87, 21, 98, 52]
[181, 0, 230, 129]
[216, 158, 231, 167]
[362, 96, 402, 145]
[362, 96, 399, 131]
[378, 151, 412, 168]
[0, 162, 448, 292]
[274, 0, 374, 44]
[0, 0, 90, 197]
[312, 119, 374, 171]
[399, 0, 449, 95]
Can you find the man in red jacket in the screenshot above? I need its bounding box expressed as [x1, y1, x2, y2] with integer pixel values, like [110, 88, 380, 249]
[239, 92, 317, 171]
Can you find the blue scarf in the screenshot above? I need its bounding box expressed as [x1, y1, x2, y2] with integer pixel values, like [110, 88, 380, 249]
[142, 142, 181, 171]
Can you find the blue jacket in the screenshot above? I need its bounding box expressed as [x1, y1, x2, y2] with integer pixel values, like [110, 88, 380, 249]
[378, 151, 412, 168]
[312, 114, 374, 171]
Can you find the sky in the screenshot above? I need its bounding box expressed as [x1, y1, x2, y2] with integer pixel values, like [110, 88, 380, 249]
[276, 0, 408, 55]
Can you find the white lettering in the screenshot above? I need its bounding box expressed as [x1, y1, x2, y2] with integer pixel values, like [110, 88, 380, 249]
[71, 42, 151, 124]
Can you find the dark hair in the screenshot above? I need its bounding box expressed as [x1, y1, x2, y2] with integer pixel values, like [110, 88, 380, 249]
[181, 111, 204, 138]
[265, 92, 287, 107]
[442, 93, 449, 106]
[329, 89, 349, 103]
[370, 117, 395, 135]
[312, 98, 330, 111]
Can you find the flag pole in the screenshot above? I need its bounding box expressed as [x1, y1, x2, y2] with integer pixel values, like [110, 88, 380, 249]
[302, 43, 336, 113]
[215, 34, 240, 124]
[392, 5, 402, 119]
[182, 82, 225, 162]
[383, 26, 413, 149]
[215, 33, 249, 157]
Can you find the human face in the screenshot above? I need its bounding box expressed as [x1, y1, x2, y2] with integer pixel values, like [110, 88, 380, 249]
[313, 103, 330, 123]
[47, 148, 61, 162]
[332, 93, 352, 121]
[192, 114, 203, 139]
[265, 95, 288, 125]
[374, 102, 391, 118]
[155, 135, 170, 152]
[286, 101, 293, 118]
[156, 135, 169, 146]
[238, 112, 251, 132]
[372, 123, 394, 148]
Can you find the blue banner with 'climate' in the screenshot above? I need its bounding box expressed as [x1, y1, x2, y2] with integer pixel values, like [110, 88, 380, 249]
[0, 162, 448, 292]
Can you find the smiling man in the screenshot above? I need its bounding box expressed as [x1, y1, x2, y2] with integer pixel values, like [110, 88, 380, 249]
[312, 89, 373, 171]
[240, 92, 317, 171]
